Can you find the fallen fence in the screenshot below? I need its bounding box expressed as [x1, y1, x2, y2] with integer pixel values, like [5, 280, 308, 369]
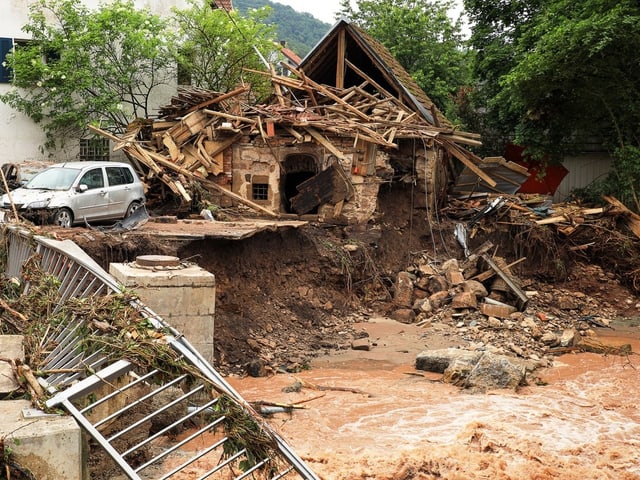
[1, 225, 319, 480]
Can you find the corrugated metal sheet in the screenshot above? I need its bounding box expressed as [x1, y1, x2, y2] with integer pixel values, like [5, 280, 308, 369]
[450, 159, 530, 196]
[554, 154, 613, 202]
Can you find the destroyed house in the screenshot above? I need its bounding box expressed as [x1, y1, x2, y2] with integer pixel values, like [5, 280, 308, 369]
[107, 20, 487, 224]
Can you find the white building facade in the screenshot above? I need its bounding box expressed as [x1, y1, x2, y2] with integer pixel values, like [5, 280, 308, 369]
[0, 0, 188, 165]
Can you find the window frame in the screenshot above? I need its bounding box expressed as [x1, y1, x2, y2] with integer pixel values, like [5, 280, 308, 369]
[79, 137, 110, 162]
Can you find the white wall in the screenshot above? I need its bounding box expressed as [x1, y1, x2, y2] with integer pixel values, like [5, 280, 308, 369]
[553, 153, 613, 202]
[0, 0, 189, 165]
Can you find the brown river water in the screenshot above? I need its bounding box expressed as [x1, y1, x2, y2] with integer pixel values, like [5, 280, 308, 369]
[170, 318, 640, 479]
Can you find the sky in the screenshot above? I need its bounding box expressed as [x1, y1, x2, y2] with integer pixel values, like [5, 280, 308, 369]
[270, 0, 466, 26]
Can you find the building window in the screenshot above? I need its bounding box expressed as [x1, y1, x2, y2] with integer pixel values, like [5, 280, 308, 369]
[252, 183, 269, 201]
[0, 37, 12, 83]
[80, 138, 110, 162]
[1, 38, 58, 84]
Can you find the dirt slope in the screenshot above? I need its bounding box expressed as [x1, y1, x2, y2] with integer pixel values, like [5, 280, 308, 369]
[52, 183, 639, 380]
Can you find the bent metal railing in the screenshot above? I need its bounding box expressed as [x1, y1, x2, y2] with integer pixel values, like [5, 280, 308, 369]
[1, 225, 319, 480]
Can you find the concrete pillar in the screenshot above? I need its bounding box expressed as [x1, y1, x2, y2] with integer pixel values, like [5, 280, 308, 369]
[109, 256, 216, 363]
[0, 400, 83, 480]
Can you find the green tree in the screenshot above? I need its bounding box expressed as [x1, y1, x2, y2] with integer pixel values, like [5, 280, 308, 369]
[503, 0, 640, 155]
[172, 0, 278, 101]
[464, 0, 640, 158]
[0, 0, 175, 148]
[457, 0, 543, 155]
[235, 0, 330, 58]
[336, 0, 471, 118]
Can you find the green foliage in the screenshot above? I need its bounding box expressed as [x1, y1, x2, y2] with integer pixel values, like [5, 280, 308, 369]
[0, 0, 175, 148]
[337, 0, 471, 118]
[172, 1, 278, 101]
[463, 0, 640, 157]
[234, 0, 330, 57]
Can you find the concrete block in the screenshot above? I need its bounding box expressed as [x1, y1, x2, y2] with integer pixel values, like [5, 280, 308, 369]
[109, 262, 216, 364]
[132, 285, 215, 317]
[0, 400, 83, 480]
[109, 263, 215, 289]
[0, 335, 24, 395]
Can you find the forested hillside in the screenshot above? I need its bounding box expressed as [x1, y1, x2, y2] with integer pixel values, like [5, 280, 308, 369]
[234, 0, 331, 57]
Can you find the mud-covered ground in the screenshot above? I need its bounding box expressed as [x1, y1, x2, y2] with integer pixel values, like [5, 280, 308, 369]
[56, 183, 640, 378]
[32, 183, 640, 479]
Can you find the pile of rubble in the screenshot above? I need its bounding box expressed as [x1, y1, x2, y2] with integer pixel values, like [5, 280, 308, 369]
[387, 242, 631, 370]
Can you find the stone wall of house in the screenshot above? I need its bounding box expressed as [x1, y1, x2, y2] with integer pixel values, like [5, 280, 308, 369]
[229, 133, 392, 224]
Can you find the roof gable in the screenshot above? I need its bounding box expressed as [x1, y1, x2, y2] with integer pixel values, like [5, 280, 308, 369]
[299, 20, 450, 127]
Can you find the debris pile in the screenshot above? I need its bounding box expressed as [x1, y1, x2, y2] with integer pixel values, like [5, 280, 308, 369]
[90, 65, 484, 215]
[388, 243, 632, 371]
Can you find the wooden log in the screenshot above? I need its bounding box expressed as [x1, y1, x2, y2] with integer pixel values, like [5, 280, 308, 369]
[603, 195, 640, 239]
[182, 84, 250, 116]
[203, 109, 256, 125]
[281, 63, 371, 122]
[440, 139, 497, 189]
[304, 127, 348, 161]
[143, 149, 277, 217]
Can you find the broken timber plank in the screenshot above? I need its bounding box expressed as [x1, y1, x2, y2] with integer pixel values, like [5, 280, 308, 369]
[143, 149, 277, 217]
[282, 63, 370, 122]
[603, 195, 640, 239]
[290, 163, 350, 214]
[304, 127, 348, 161]
[440, 139, 497, 189]
[480, 254, 529, 310]
[203, 109, 256, 126]
[471, 257, 527, 283]
[182, 85, 250, 116]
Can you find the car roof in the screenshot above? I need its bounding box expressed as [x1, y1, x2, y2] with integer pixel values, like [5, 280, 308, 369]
[54, 161, 134, 169]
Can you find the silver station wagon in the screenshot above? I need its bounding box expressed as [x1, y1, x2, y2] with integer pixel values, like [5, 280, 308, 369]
[1, 161, 146, 228]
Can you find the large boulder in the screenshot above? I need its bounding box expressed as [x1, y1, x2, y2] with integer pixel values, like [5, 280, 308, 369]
[415, 349, 527, 391]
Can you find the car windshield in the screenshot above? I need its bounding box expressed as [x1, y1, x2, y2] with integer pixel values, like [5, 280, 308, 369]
[25, 167, 82, 191]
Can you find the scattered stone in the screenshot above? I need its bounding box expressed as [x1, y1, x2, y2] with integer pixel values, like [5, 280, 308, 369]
[427, 275, 449, 294]
[416, 349, 528, 391]
[441, 259, 460, 273]
[394, 271, 414, 307]
[479, 302, 517, 318]
[415, 348, 483, 373]
[391, 308, 416, 324]
[464, 280, 488, 298]
[463, 354, 527, 390]
[351, 338, 371, 351]
[541, 332, 559, 346]
[412, 298, 432, 313]
[429, 291, 450, 309]
[559, 329, 579, 347]
[451, 291, 478, 309]
[487, 316, 502, 328]
[445, 269, 465, 286]
[417, 263, 438, 276]
[413, 288, 429, 299]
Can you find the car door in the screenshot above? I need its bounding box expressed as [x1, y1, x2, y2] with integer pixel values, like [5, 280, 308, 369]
[74, 167, 110, 221]
[105, 166, 137, 218]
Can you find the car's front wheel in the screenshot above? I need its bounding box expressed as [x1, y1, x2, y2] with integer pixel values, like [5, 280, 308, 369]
[125, 200, 142, 218]
[53, 208, 73, 228]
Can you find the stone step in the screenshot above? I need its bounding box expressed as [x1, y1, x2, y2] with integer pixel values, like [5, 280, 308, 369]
[0, 335, 24, 396]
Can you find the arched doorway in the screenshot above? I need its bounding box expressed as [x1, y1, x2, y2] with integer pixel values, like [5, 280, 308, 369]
[281, 154, 318, 213]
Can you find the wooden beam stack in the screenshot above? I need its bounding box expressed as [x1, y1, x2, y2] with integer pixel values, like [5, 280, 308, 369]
[91, 68, 485, 216]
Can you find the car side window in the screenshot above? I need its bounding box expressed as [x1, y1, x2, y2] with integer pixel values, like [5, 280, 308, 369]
[106, 167, 134, 186]
[79, 168, 105, 190]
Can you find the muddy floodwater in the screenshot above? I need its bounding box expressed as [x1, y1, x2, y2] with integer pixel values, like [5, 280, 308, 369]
[224, 318, 640, 480]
